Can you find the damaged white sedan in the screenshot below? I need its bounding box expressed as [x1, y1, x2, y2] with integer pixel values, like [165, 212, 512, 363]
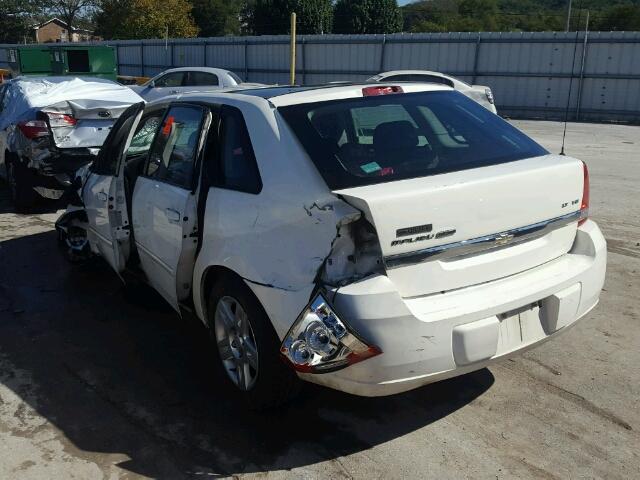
[57, 83, 606, 408]
[0, 77, 143, 209]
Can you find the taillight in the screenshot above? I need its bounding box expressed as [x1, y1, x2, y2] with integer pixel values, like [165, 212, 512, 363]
[362, 85, 404, 96]
[44, 111, 77, 127]
[579, 161, 589, 226]
[280, 293, 381, 373]
[17, 120, 49, 139]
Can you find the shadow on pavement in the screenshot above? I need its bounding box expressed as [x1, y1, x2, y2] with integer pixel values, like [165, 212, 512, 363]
[0, 228, 494, 478]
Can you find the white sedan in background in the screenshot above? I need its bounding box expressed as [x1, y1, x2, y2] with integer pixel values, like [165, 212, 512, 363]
[129, 67, 261, 102]
[369, 70, 497, 113]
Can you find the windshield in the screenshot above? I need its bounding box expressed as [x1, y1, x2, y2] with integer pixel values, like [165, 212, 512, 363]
[278, 90, 548, 190]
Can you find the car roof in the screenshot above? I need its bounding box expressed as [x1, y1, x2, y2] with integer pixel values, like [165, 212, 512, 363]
[375, 70, 471, 87]
[376, 70, 451, 79]
[154, 67, 235, 76]
[160, 82, 453, 109]
[10, 76, 121, 86]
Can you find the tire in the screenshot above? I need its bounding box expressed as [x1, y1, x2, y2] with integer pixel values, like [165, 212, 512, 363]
[56, 222, 92, 265]
[6, 158, 38, 212]
[207, 272, 299, 409]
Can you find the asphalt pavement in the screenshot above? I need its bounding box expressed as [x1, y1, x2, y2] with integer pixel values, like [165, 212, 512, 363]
[0, 120, 638, 479]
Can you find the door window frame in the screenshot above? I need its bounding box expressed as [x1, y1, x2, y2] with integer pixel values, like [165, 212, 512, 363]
[206, 104, 263, 195]
[124, 108, 166, 159]
[90, 102, 146, 176]
[141, 102, 209, 191]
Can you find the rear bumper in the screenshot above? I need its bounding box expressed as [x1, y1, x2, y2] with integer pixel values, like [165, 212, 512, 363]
[24, 149, 94, 199]
[300, 220, 606, 396]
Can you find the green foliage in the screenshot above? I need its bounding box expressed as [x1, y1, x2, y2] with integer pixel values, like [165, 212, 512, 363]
[192, 0, 242, 36]
[248, 0, 333, 35]
[94, 0, 198, 39]
[0, 0, 35, 43]
[333, 0, 403, 34]
[594, 5, 640, 31]
[402, 0, 640, 32]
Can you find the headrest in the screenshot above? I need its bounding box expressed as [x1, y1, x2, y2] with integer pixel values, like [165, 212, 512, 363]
[373, 121, 418, 150]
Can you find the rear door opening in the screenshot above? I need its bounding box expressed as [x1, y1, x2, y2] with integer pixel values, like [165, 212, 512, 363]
[279, 90, 585, 298]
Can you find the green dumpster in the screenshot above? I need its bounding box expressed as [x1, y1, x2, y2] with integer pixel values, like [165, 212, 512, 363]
[7, 46, 53, 76]
[50, 45, 117, 81]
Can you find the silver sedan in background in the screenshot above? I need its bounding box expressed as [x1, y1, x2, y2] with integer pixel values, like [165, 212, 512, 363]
[129, 67, 262, 101]
[369, 70, 497, 114]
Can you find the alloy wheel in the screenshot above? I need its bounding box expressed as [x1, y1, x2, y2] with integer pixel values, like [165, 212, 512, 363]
[214, 295, 259, 391]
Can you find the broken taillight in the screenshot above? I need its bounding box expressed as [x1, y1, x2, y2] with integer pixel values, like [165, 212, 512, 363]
[362, 85, 404, 96]
[579, 161, 590, 226]
[280, 293, 382, 373]
[17, 120, 49, 139]
[44, 111, 77, 127]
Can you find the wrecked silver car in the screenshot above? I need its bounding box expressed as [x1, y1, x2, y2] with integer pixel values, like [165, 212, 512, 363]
[0, 76, 143, 209]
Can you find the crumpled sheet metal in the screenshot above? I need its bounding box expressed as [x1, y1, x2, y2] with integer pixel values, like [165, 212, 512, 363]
[1, 76, 144, 151]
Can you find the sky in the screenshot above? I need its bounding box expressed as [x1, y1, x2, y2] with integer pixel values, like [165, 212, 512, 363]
[398, 0, 416, 5]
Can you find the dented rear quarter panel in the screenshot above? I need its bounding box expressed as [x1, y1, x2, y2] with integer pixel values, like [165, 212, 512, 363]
[191, 96, 360, 338]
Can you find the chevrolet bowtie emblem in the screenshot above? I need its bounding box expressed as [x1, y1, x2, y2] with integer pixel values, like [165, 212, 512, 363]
[494, 232, 515, 246]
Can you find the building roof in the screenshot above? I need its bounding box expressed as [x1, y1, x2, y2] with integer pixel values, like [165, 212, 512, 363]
[33, 18, 93, 34]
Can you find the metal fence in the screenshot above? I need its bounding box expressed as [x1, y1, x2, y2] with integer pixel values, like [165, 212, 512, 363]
[2, 31, 640, 122]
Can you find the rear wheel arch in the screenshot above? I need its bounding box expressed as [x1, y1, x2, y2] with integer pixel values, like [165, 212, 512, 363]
[203, 266, 299, 408]
[200, 265, 250, 325]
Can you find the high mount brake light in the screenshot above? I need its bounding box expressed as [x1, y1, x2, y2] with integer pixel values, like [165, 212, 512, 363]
[281, 293, 381, 373]
[17, 120, 49, 139]
[579, 161, 590, 226]
[362, 85, 404, 97]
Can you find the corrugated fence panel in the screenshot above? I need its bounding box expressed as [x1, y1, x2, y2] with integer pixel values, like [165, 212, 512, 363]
[173, 42, 206, 67]
[1, 32, 639, 122]
[144, 44, 169, 71]
[206, 41, 244, 73]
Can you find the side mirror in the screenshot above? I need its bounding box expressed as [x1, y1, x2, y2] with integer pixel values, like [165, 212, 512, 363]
[148, 80, 155, 88]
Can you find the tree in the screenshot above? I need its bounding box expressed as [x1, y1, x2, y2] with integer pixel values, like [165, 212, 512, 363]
[94, 0, 198, 39]
[333, 0, 403, 34]
[594, 5, 640, 31]
[402, 0, 457, 32]
[0, 0, 37, 43]
[247, 0, 333, 35]
[192, 0, 242, 37]
[44, 0, 97, 37]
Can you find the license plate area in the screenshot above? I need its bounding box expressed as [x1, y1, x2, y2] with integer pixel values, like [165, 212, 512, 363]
[496, 302, 545, 355]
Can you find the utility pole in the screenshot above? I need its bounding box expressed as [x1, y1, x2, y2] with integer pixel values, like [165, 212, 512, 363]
[565, 0, 573, 31]
[289, 12, 297, 85]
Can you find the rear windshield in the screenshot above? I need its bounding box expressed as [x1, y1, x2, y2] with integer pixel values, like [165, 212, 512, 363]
[278, 90, 548, 190]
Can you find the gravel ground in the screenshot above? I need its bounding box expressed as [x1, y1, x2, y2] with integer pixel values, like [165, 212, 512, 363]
[0, 120, 638, 479]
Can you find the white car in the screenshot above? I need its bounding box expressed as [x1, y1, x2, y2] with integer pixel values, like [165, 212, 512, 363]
[57, 83, 606, 408]
[0, 77, 143, 209]
[129, 67, 261, 102]
[369, 70, 497, 113]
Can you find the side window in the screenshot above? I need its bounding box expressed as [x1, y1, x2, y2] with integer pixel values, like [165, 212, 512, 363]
[146, 105, 204, 188]
[154, 72, 184, 88]
[214, 106, 262, 194]
[126, 115, 162, 156]
[184, 71, 219, 87]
